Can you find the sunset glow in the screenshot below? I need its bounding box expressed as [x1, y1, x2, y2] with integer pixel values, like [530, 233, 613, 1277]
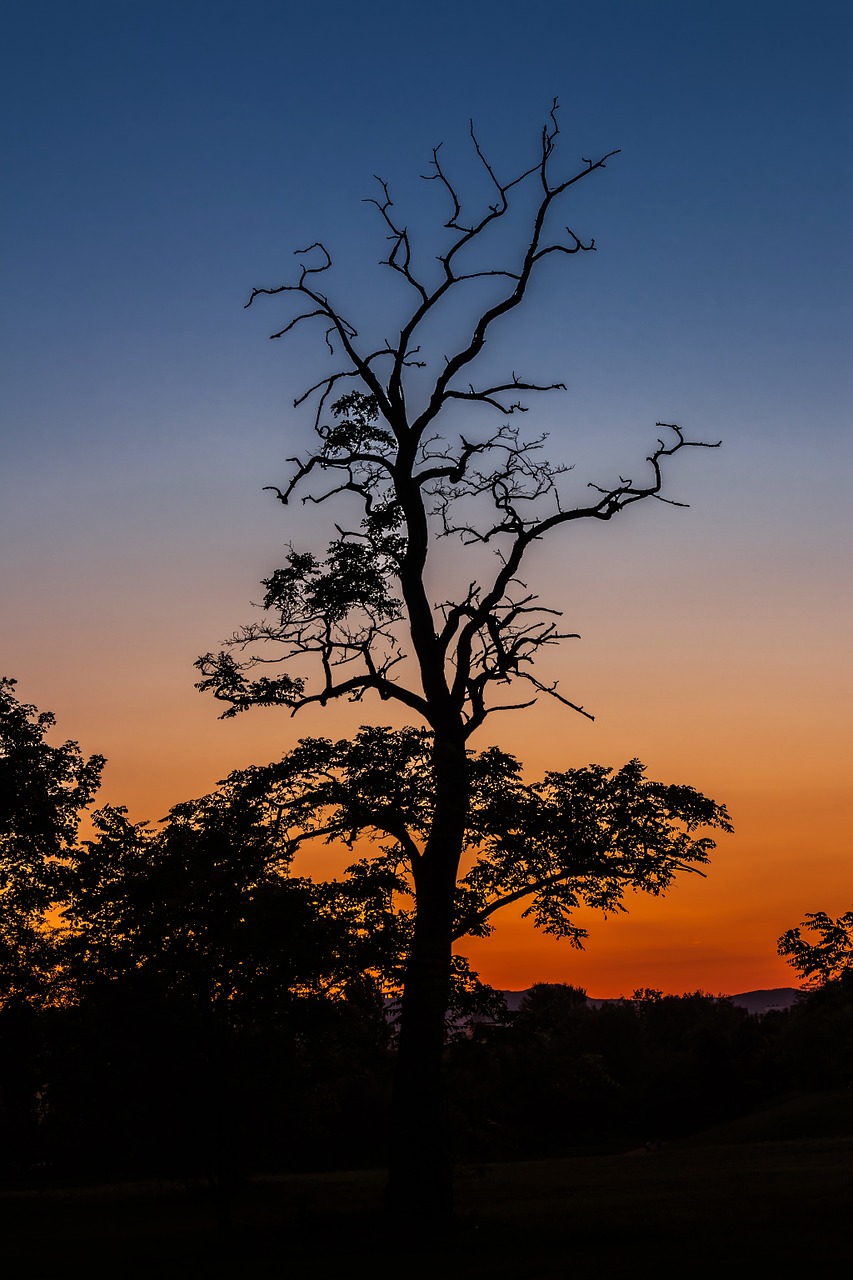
[2, 1, 850, 997]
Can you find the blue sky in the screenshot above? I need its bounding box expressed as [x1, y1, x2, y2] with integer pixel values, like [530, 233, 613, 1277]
[1, 1, 850, 991]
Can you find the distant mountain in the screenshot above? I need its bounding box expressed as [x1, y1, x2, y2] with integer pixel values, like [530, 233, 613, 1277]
[728, 988, 800, 1014]
[498, 987, 801, 1014]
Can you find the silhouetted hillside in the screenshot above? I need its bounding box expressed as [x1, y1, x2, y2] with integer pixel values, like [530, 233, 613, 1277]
[499, 987, 800, 1015]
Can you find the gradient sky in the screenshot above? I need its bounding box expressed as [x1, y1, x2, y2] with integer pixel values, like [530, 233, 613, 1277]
[2, 1, 850, 996]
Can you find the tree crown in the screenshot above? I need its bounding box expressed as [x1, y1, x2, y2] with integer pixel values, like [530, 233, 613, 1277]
[196, 105, 719, 737]
[778, 909, 853, 988]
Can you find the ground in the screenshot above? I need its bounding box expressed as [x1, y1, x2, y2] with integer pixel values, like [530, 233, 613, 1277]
[4, 1091, 851, 1278]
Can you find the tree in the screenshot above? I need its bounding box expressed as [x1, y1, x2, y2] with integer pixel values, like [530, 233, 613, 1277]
[0, 678, 103, 1006]
[778, 909, 853, 988]
[63, 773, 403, 1013]
[57, 785, 397, 1186]
[196, 103, 725, 1219]
[776, 911, 853, 1092]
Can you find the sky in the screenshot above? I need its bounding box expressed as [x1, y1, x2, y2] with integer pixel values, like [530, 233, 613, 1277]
[2, 0, 850, 996]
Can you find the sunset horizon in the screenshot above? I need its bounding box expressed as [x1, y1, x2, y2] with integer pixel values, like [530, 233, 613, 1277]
[3, 0, 850, 1002]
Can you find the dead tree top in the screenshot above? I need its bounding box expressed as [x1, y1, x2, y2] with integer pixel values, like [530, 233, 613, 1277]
[197, 102, 719, 734]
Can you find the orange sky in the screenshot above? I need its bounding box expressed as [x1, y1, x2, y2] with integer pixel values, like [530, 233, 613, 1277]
[2, 3, 850, 999]
[11, 444, 848, 998]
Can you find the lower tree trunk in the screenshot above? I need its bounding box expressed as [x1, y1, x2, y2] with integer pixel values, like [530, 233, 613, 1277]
[385, 736, 468, 1226]
[386, 882, 454, 1224]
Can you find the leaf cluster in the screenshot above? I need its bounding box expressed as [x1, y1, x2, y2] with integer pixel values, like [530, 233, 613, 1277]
[0, 677, 103, 1003]
[166, 726, 731, 952]
[778, 909, 853, 988]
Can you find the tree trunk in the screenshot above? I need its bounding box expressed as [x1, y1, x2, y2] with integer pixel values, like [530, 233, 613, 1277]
[386, 736, 468, 1226]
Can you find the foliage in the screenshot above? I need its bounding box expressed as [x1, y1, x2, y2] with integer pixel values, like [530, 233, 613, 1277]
[458, 755, 731, 942]
[775, 910, 853, 1088]
[777, 909, 853, 988]
[202, 725, 731, 951]
[0, 678, 103, 1006]
[62, 785, 399, 1015]
[61, 728, 729, 1024]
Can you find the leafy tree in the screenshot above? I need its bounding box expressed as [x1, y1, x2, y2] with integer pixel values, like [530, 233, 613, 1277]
[64, 730, 728, 1033]
[772, 912, 853, 1094]
[777, 909, 853, 988]
[51, 775, 399, 1184]
[64, 779, 397, 1014]
[0, 678, 103, 1006]
[196, 104, 725, 1217]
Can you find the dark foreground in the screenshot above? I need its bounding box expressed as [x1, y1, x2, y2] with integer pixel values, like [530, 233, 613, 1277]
[4, 1095, 851, 1278]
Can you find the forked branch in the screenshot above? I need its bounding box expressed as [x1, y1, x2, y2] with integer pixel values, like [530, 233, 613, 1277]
[205, 105, 716, 736]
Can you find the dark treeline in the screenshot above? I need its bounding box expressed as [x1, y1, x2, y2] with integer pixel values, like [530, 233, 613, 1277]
[3, 974, 852, 1187]
[448, 978, 853, 1160]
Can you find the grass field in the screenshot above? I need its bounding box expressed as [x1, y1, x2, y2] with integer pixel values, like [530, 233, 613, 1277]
[4, 1092, 851, 1277]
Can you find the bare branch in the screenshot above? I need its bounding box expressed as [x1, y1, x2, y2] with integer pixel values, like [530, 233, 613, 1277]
[365, 176, 430, 305]
[516, 674, 594, 721]
[442, 375, 567, 416]
[213, 111, 715, 762]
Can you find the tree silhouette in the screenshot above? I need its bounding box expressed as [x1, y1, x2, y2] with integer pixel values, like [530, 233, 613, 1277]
[196, 103, 724, 1219]
[63, 774, 404, 1012]
[58, 783, 397, 1188]
[775, 911, 853, 1095]
[778, 909, 853, 988]
[0, 678, 103, 1007]
[228, 727, 729, 947]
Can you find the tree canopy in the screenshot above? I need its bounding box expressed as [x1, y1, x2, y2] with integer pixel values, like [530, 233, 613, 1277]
[778, 909, 853, 988]
[220, 725, 731, 947]
[0, 677, 103, 1005]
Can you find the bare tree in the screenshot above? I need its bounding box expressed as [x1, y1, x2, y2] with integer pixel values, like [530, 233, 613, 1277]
[197, 102, 722, 1221]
